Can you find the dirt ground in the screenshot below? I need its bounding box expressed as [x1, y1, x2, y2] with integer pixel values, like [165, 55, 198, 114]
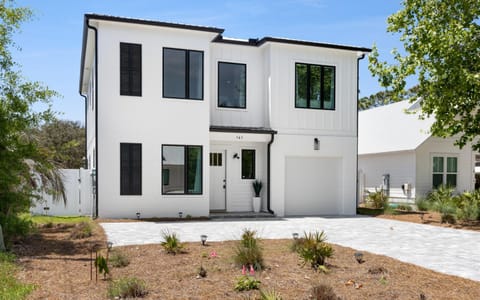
[376, 210, 480, 231]
[11, 220, 480, 300]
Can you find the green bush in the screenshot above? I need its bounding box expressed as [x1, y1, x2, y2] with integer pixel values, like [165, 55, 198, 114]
[234, 276, 261, 291]
[427, 185, 457, 224]
[396, 204, 412, 211]
[234, 229, 264, 270]
[0, 214, 33, 247]
[260, 288, 282, 300]
[310, 284, 341, 300]
[415, 197, 430, 211]
[109, 250, 130, 268]
[455, 191, 480, 222]
[160, 230, 184, 255]
[0, 252, 35, 299]
[366, 189, 388, 209]
[69, 221, 93, 239]
[295, 231, 333, 270]
[108, 277, 147, 299]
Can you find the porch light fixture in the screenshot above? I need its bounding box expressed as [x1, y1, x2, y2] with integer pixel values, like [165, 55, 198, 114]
[233, 153, 240, 159]
[314, 138, 319, 150]
[136, 212, 141, 220]
[292, 232, 299, 240]
[178, 212, 183, 218]
[200, 234, 208, 246]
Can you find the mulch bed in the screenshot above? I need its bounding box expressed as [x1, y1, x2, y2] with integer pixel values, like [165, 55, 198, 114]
[376, 211, 480, 231]
[11, 221, 480, 299]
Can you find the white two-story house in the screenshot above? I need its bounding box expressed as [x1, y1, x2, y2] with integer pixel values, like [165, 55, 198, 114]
[79, 14, 370, 218]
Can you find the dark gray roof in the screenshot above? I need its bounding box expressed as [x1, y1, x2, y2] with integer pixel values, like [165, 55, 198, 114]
[210, 125, 277, 134]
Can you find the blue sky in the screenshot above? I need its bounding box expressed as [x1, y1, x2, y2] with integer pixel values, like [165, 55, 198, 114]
[14, 0, 403, 123]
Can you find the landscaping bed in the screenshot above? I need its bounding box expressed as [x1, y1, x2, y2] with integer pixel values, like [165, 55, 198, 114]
[9, 220, 480, 299]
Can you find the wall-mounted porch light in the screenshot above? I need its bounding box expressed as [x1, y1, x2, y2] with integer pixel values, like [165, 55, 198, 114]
[233, 153, 240, 159]
[314, 138, 320, 150]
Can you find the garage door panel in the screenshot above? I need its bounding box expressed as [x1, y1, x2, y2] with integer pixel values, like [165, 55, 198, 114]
[285, 157, 341, 215]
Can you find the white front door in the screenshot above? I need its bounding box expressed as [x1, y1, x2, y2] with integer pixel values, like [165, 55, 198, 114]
[209, 150, 226, 211]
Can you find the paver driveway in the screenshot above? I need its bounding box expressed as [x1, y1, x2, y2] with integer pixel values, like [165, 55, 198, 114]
[101, 216, 480, 282]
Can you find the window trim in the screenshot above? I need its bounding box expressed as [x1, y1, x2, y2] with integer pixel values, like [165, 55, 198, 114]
[120, 42, 142, 97]
[241, 149, 256, 180]
[161, 144, 203, 195]
[120, 143, 142, 196]
[431, 155, 458, 188]
[294, 62, 335, 110]
[162, 47, 204, 100]
[217, 61, 247, 109]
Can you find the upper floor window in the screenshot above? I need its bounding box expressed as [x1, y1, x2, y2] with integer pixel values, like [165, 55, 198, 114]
[218, 62, 246, 108]
[432, 156, 457, 188]
[120, 43, 142, 96]
[295, 63, 335, 110]
[120, 143, 142, 195]
[163, 48, 203, 100]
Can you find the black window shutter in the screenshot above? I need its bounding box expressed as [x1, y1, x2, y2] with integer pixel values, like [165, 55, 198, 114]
[120, 143, 142, 195]
[120, 43, 142, 96]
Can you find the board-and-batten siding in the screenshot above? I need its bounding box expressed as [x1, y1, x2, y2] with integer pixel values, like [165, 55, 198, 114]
[358, 151, 416, 201]
[268, 43, 358, 136]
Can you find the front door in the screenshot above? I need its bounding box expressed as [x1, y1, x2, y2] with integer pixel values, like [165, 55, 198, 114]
[209, 150, 226, 211]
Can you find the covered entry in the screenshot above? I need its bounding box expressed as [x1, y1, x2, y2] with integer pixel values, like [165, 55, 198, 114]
[285, 157, 342, 215]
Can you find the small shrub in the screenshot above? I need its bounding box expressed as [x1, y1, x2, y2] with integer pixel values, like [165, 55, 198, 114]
[69, 221, 93, 239]
[0, 214, 34, 246]
[260, 288, 283, 300]
[109, 250, 130, 268]
[366, 189, 388, 209]
[234, 228, 264, 270]
[108, 277, 147, 298]
[234, 276, 261, 291]
[310, 284, 341, 300]
[95, 255, 109, 279]
[160, 230, 184, 255]
[455, 191, 480, 222]
[295, 231, 333, 270]
[396, 204, 412, 211]
[415, 197, 430, 211]
[427, 185, 457, 223]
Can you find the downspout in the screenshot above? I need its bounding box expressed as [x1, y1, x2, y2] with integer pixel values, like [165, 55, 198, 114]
[79, 94, 88, 169]
[267, 131, 276, 214]
[356, 53, 366, 212]
[87, 20, 99, 219]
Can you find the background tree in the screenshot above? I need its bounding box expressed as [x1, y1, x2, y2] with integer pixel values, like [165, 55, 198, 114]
[34, 119, 85, 169]
[369, 0, 480, 149]
[359, 85, 419, 110]
[0, 1, 63, 244]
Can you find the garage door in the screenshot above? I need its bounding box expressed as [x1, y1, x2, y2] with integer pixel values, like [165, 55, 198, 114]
[285, 157, 342, 216]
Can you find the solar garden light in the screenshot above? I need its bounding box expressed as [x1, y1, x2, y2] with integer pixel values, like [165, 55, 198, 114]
[136, 212, 141, 220]
[292, 232, 299, 240]
[107, 241, 113, 251]
[354, 251, 364, 264]
[200, 235, 208, 246]
[178, 212, 183, 218]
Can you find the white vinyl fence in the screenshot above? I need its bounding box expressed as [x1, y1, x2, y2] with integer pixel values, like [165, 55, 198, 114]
[30, 169, 94, 216]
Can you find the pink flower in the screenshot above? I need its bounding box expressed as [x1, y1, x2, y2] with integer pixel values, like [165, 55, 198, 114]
[242, 265, 246, 275]
[249, 265, 255, 275]
[209, 250, 217, 258]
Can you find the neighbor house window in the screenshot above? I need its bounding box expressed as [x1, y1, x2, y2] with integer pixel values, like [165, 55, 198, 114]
[120, 43, 142, 96]
[163, 48, 203, 100]
[295, 63, 335, 110]
[218, 62, 246, 108]
[120, 143, 142, 195]
[241, 149, 255, 179]
[432, 156, 457, 188]
[162, 145, 203, 194]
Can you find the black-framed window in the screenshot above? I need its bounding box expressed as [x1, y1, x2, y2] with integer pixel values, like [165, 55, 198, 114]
[162, 145, 203, 194]
[218, 62, 246, 108]
[295, 63, 335, 110]
[432, 156, 457, 188]
[120, 43, 142, 96]
[120, 143, 142, 195]
[163, 48, 203, 100]
[241, 149, 255, 179]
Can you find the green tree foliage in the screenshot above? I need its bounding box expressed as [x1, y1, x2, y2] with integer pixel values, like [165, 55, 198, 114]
[369, 0, 480, 149]
[34, 119, 85, 168]
[358, 86, 418, 110]
[0, 1, 63, 243]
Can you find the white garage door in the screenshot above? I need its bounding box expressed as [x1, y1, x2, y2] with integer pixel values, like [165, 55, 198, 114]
[285, 157, 342, 216]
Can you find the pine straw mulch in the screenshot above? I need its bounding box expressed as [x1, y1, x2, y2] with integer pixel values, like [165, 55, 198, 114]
[376, 211, 480, 231]
[10, 221, 480, 300]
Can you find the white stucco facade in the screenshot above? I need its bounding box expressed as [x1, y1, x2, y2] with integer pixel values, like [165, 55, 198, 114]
[79, 14, 369, 218]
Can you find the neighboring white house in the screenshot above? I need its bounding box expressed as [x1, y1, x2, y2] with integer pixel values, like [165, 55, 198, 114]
[79, 14, 371, 218]
[358, 100, 478, 203]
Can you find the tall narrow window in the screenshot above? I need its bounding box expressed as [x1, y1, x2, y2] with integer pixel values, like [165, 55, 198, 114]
[120, 43, 142, 96]
[295, 63, 335, 110]
[162, 145, 203, 194]
[163, 48, 203, 100]
[218, 62, 246, 108]
[241, 149, 255, 179]
[120, 143, 142, 195]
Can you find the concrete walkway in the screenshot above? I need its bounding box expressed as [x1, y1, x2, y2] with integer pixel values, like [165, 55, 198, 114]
[101, 216, 480, 282]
